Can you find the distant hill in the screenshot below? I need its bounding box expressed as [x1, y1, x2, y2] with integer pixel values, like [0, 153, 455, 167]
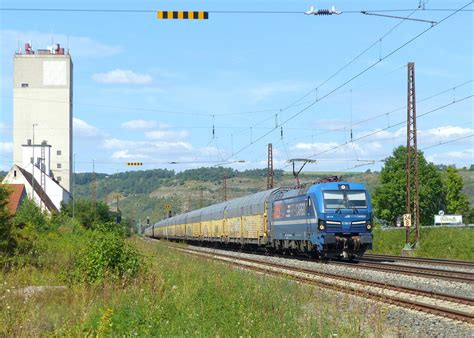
[73, 167, 379, 223]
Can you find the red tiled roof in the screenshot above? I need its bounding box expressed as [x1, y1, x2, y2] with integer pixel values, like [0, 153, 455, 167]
[4, 184, 26, 215]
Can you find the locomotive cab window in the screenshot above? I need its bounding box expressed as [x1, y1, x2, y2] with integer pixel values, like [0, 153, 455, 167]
[323, 190, 367, 209]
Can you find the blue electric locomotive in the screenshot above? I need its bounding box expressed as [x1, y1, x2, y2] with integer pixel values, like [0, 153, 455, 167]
[269, 181, 373, 259]
[145, 178, 373, 259]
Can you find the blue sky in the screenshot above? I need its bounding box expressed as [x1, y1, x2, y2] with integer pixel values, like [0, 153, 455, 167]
[0, 0, 472, 174]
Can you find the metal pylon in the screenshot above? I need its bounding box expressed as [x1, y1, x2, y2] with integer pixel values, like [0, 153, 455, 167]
[405, 62, 420, 249]
[267, 143, 274, 189]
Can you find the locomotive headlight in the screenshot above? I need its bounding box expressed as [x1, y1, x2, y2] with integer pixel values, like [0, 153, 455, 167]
[318, 220, 326, 231]
[366, 224, 372, 230]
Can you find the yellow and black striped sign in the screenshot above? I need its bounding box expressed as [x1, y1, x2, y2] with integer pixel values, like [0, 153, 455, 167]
[127, 162, 143, 166]
[157, 11, 209, 20]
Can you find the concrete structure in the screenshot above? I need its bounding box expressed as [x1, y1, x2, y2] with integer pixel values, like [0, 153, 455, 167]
[13, 43, 73, 192]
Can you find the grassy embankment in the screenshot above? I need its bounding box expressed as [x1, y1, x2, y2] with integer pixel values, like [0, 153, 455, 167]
[1, 230, 392, 336]
[369, 226, 474, 260]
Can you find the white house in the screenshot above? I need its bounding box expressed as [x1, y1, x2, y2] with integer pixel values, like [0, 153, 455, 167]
[2, 141, 71, 212]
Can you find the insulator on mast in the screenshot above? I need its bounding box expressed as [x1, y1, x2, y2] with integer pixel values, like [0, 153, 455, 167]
[212, 114, 215, 139]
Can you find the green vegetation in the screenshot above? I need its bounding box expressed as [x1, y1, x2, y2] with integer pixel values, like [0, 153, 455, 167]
[444, 166, 470, 216]
[373, 147, 474, 226]
[67, 231, 143, 284]
[72, 163, 473, 227]
[373, 146, 445, 226]
[0, 185, 392, 335]
[1, 235, 389, 336]
[0, 185, 14, 253]
[369, 226, 474, 260]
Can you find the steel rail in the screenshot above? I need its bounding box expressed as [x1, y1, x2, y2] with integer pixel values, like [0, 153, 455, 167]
[332, 260, 474, 284]
[363, 254, 474, 268]
[170, 245, 474, 324]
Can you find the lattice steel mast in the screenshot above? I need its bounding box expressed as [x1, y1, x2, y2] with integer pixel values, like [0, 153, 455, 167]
[267, 143, 274, 189]
[405, 62, 420, 249]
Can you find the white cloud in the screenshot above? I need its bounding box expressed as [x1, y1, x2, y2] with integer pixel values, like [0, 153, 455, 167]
[121, 120, 158, 130]
[92, 69, 152, 85]
[121, 120, 171, 130]
[111, 150, 149, 160]
[0, 29, 122, 58]
[73, 118, 101, 137]
[426, 148, 474, 166]
[145, 130, 188, 141]
[424, 126, 473, 138]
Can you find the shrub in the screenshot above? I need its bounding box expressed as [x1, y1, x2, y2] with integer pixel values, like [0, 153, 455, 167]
[61, 199, 114, 229]
[13, 198, 50, 232]
[68, 231, 143, 284]
[0, 185, 14, 256]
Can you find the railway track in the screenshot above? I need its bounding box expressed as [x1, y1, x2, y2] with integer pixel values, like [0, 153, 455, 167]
[363, 254, 474, 269]
[162, 243, 474, 324]
[334, 260, 474, 284]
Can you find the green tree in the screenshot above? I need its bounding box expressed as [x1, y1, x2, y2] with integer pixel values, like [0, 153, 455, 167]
[61, 199, 114, 229]
[373, 146, 445, 226]
[0, 185, 14, 254]
[444, 166, 470, 216]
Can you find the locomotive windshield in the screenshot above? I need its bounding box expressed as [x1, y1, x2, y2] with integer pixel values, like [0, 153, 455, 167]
[323, 190, 367, 209]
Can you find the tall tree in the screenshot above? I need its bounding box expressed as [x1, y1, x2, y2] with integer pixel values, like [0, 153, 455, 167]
[0, 185, 13, 253]
[373, 146, 445, 226]
[444, 166, 470, 216]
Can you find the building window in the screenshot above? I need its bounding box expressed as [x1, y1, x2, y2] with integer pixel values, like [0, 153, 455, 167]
[21, 83, 29, 88]
[57, 150, 62, 156]
[30, 157, 34, 164]
[57, 176, 62, 182]
[14, 170, 17, 178]
[57, 163, 62, 169]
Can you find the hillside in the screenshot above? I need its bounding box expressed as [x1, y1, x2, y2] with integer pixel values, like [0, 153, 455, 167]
[73, 167, 474, 225]
[72, 167, 383, 224]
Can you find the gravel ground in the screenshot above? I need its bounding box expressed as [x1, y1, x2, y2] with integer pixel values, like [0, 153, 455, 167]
[178, 244, 474, 337]
[185, 244, 474, 298]
[306, 283, 474, 337]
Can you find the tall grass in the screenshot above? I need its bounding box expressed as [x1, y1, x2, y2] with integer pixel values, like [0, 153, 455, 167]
[369, 226, 474, 260]
[0, 233, 393, 336]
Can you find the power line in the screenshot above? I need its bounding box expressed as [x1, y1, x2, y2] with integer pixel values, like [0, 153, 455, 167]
[225, 1, 473, 161]
[361, 11, 437, 24]
[280, 7, 421, 112]
[2, 95, 287, 117]
[0, 7, 471, 14]
[420, 134, 474, 151]
[285, 79, 473, 146]
[307, 95, 473, 160]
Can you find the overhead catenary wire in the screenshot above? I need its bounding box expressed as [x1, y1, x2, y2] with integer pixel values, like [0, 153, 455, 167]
[1, 95, 288, 117]
[280, 7, 421, 112]
[283, 79, 473, 146]
[420, 134, 474, 151]
[1, 7, 471, 14]
[275, 95, 473, 172]
[305, 94, 473, 160]
[225, 1, 473, 162]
